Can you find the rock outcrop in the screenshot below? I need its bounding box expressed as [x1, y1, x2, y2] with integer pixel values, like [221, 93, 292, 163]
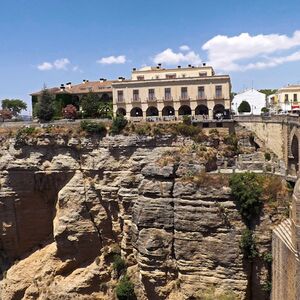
[0, 132, 288, 300]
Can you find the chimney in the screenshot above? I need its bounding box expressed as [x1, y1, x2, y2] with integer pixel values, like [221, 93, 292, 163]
[178, 65, 181, 68]
[83, 79, 86, 83]
[188, 64, 192, 68]
[202, 62, 206, 66]
[66, 82, 72, 89]
[60, 84, 65, 91]
[158, 63, 162, 67]
[132, 68, 136, 71]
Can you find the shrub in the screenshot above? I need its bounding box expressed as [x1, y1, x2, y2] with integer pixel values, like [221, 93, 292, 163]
[113, 254, 126, 278]
[80, 92, 100, 118]
[229, 172, 263, 224]
[240, 229, 257, 260]
[111, 115, 128, 135]
[134, 124, 151, 135]
[261, 280, 272, 293]
[80, 120, 107, 135]
[238, 100, 251, 113]
[116, 275, 135, 300]
[16, 127, 36, 141]
[182, 115, 191, 125]
[262, 251, 272, 264]
[264, 152, 271, 161]
[0, 109, 12, 122]
[62, 104, 77, 119]
[175, 123, 201, 137]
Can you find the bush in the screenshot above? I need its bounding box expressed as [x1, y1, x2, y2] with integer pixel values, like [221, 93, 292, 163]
[238, 101, 251, 113]
[62, 104, 77, 119]
[229, 172, 263, 224]
[111, 115, 128, 135]
[0, 109, 12, 122]
[240, 229, 257, 260]
[80, 92, 100, 118]
[16, 127, 36, 141]
[80, 120, 107, 135]
[113, 255, 126, 278]
[182, 115, 191, 125]
[175, 123, 201, 137]
[264, 152, 271, 161]
[116, 275, 135, 300]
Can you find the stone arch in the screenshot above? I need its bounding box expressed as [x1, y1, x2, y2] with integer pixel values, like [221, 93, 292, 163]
[213, 104, 225, 119]
[195, 105, 209, 115]
[146, 106, 159, 116]
[130, 107, 143, 117]
[178, 105, 191, 116]
[116, 107, 126, 116]
[162, 106, 175, 116]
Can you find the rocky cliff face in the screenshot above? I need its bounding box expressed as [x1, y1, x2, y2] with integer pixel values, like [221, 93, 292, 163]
[0, 132, 287, 300]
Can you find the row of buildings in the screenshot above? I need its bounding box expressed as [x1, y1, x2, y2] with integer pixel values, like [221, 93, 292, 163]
[31, 64, 300, 120]
[31, 64, 231, 120]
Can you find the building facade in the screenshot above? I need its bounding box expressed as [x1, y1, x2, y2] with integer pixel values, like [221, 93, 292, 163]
[232, 89, 266, 115]
[276, 85, 300, 111]
[112, 65, 231, 120]
[31, 80, 113, 117]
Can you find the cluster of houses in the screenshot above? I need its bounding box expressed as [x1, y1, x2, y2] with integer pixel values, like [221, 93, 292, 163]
[31, 64, 300, 121]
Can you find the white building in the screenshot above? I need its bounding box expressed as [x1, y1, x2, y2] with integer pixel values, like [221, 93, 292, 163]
[231, 89, 266, 115]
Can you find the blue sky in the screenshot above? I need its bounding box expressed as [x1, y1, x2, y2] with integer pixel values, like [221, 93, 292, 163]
[1, 0, 300, 114]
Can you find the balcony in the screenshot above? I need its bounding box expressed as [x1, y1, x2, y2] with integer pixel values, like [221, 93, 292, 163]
[197, 94, 207, 100]
[147, 96, 157, 102]
[215, 93, 224, 100]
[163, 96, 173, 101]
[179, 95, 190, 101]
[131, 97, 141, 103]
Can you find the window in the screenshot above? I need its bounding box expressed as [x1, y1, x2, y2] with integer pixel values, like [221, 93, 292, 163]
[137, 76, 144, 80]
[215, 85, 222, 98]
[117, 90, 124, 102]
[199, 72, 207, 77]
[166, 74, 176, 79]
[133, 90, 139, 101]
[285, 94, 289, 102]
[294, 94, 298, 102]
[165, 88, 172, 100]
[198, 86, 205, 99]
[181, 87, 188, 100]
[148, 89, 155, 101]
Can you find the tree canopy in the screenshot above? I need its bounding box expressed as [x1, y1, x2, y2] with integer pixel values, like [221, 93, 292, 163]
[35, 89, 54, 121]
[80, 92, 100, 118]
[238, 101, 251, 113]
[2, 99, 27, 116]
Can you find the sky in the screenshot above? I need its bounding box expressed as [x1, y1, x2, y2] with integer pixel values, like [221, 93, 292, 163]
[1, 0, 300, 115]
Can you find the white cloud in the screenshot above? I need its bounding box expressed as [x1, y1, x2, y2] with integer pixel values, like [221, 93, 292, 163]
[179, 45, 190, 51]
[97, 55, 126, 64]
[202, 30, 300, 71]
[53, 58, 70, 70]
[37, 58, 72, 71]
[37, 62, 53, 71]
[153, 48, 202, 65]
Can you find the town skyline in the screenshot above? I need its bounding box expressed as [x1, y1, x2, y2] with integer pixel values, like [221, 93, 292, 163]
[1, 0, 300, 114]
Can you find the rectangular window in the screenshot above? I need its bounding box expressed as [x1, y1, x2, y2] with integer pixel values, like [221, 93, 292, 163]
[165, 88, 171, 100]
[199, 72, 207, 77]
[181, 87, 188, 100]
[117, 90, 124, 102]
[215, 85, 222, 98]
[294, 94, 298, 102]
[198, 86, 205, 99]
[166, 74, 176, 79]
[137, 76, 144, 80]
[148, 89, 155, 101]
[285, 94, 289, 102]
[133, 89, 139, 101]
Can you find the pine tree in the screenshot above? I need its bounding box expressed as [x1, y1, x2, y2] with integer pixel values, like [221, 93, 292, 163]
[36, 88, 54, 121]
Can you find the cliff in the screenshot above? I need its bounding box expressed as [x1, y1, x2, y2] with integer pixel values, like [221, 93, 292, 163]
[0, 129, 289, 300]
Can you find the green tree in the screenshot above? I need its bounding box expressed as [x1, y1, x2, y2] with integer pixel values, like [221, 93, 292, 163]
[35, 88, 55, 121]
[240, 228, 257, 260]
[259, 89, 277, 97]
[116, 275, 135, 300]
[98, 101, 113, 118]
[80, 92, 100, 118]
[238, 101, 251, 113]
[111, 115, 128, 135]
[229, 172, 263, 224]
[2, 99, 27, 116]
